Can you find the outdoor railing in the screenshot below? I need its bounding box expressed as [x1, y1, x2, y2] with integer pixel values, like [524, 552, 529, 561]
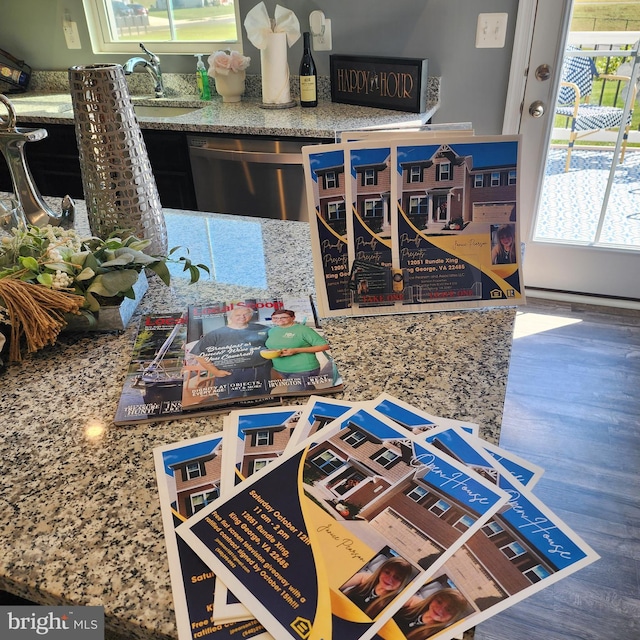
[555, 31, 640, 146]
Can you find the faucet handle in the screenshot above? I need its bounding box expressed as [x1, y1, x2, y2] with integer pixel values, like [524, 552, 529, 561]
[139, 43, 160, 65]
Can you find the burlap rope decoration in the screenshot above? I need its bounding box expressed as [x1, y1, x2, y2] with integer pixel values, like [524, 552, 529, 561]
[0, 278, 84, 362]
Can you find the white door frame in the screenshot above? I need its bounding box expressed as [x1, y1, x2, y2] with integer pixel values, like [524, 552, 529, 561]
[504, 0, 640, 308]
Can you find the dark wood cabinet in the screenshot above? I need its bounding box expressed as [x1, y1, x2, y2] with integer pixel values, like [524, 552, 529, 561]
[0, 123, 197, 211]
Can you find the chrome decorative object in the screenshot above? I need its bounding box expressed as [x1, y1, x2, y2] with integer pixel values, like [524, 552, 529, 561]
[68, 63, 168, 255]
[0, 94, 74, 227]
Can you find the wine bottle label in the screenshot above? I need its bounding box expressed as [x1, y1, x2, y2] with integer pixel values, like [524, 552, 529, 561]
[300, 76, 317, 102]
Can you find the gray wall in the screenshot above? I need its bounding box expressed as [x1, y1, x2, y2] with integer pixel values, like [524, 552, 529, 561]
[0, 0, 518, 133]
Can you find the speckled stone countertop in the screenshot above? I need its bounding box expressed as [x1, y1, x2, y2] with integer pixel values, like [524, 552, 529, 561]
[6, 71, 440, 139]
[0, 201, 515, 639]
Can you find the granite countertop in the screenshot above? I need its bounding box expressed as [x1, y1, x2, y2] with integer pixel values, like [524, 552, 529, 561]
[5, 72, 441, 139]
[0, 201, 515, 639]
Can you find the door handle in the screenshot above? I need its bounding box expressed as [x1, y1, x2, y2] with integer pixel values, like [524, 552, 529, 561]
[529, 100, 545, 118]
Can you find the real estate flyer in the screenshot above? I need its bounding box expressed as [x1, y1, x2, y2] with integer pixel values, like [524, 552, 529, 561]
[153, 433, 271, 640]
[176, 406, 509, 640]
[304, 134, 525, 318]
[367, 395, 598, 639]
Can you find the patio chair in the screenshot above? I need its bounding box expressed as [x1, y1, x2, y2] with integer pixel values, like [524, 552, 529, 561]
[555, 49, 636, 172]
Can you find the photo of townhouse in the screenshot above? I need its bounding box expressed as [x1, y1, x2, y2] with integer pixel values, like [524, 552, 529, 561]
[225, 408, 302, 485]
[397, 140, 518, 234]
[166, 438, 224, 519]
[301, 409, 507, 571]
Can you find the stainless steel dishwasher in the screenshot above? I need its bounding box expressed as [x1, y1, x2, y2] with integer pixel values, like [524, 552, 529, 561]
[187, 134, 322, 221]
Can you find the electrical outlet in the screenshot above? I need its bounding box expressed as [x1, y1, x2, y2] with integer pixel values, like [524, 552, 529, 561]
[312, 18, 332, 52]
[476, 13, 508, 49]
[63, 19, 82, 50]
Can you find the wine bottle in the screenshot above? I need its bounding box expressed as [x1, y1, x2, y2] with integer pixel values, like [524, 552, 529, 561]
[299, 31, 318, 107]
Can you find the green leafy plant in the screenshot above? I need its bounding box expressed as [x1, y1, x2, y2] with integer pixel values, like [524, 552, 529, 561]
[0, 224, 209, 315]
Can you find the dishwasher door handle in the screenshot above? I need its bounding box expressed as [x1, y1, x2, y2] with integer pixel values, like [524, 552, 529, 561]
[189, 146, 303, 165]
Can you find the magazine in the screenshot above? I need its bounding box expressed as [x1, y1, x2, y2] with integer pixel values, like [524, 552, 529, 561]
[113, 297, 343, 426]
[176, 405, 509, 640]
[113, 313, 188, 426]
[181, 297, 343, 412]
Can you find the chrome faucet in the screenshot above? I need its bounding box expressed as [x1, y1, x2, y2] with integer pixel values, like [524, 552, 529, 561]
[123, 43, 165, 98]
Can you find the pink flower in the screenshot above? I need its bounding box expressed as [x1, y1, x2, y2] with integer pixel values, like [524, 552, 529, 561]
[208, 50, 251, 77]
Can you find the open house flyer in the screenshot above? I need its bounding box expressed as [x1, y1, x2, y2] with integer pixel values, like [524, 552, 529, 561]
[177, 406, 509, 640]
[303, 134, 525, 318]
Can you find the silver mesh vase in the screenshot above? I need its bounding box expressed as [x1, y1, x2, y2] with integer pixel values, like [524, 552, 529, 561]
[68, 64, 167, 255]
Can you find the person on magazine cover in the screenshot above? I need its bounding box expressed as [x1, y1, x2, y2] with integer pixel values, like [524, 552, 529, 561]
[187, 306, 271, 399]
[339, 556, 414, 618]
[265, 309, 331, 391]
[392, 588, 468, 639]
[491, 223, 517, 265]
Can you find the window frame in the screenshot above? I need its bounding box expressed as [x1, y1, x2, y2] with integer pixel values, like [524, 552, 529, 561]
[190, 487, 219, 513]
[185, 461, 203, 480]
[82, 0, 244, 56]
[327, 201, 346, 220]
[372, 448, 399, 468]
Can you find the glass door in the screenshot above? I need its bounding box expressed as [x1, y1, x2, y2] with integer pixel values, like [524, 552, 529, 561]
[515, 0, 640, 302]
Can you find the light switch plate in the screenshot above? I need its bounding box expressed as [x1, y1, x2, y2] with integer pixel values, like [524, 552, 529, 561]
[312, 18, 332, 51]
[63, 20, 82, 49]
[476, 13, 508, 49]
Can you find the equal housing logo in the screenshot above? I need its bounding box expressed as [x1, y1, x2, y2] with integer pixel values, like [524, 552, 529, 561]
[1, 606, 104, 639]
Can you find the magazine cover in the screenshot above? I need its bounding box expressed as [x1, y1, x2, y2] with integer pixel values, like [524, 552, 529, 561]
[181, 298, 342, 412]
[177, 406, 509, 640]
[152, 434, 272, 640]
[113, 313, 187, 426]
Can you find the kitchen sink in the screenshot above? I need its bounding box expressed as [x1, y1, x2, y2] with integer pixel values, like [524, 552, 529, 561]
[133, 105, 202, 118]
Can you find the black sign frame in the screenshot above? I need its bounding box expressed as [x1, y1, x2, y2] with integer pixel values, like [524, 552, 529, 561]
[330, 55, 428, 113]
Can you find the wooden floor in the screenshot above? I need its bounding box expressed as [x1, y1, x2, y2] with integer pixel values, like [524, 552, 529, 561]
[474, 300, 640, 640]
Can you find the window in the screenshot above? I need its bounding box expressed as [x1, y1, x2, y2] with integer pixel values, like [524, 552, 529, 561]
[474, 174, 484, 188]
[363, 169, 376, 186]
[82, 0, 243, 55]
[372, 449, 399, 468]
[406, 485, 428, 502]
[324, 171, 338, 189]
[185, 461, 204, 480]
[251, 459, 270, 474]
[190, 487, 219, 513]
[454, 514, 475, 531]
[254, 430, 271, 446]
[437, 162, 451, 181]
[342, 430, 366, 447]
[363, 199, 383, 218]
[312, 450, 345, 473]
[409, 196, 428, 215]
[409, 166, 422, 183]
[483, 521, 504, 537]
[327, 201, 346, 220]
[429, 498, 451, 517]
[491, 172, 501, 187]
[501, 541, 526, 560]
[524, 564, 551, 583]
[508, 169, 517, 185]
